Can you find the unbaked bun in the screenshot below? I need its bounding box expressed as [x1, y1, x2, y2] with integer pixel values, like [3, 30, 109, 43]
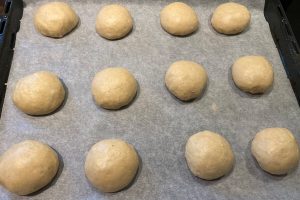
[34, 2, 79, 38]
[13, 71, 65, 115]
[0, 140, 59, 195]
[96, 4, 133, 40]
[160, 2, 199, 36]
[92, 67, 137, 109]
[165, 60, 207, 101]
[251, 128, 299, 175]
[185, 131, 235, 180]
[232, 56, 274, 94]
[85, 139, 139, 192]
[211, 2, 251, 35]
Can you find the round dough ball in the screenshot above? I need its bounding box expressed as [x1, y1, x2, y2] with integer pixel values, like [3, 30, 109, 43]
[185, 131, 235, 180]
[12, 71, 65, 115]
[92, 67, 137, 109]
[0, 140, 59, 195]
[34, 2, 79, 38]
[85, 139, 139, 193]
[211, 2, 251, 35]
[251, 128, 299, 175]
[232, 56, 274, 94]
[160, 2, 199, 36]
[96, 4, 133, 40]
[165, 60, 207, 101]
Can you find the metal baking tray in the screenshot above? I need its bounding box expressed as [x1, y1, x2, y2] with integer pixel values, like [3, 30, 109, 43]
[265, 0, 300, 105]
[0, 0, 300, 199]
[0, 0, 23, 115]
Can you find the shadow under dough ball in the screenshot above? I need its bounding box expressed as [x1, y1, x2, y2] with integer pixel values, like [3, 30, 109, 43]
[96, 4, 133, 40]
[185, 131, 235, 180]
[160, 2, 199, 36]
[211, 2, 251, 35]
[0, 140, 59, 195]
[92, 67, 137, 110]
[232, 55, 274, 94]
[12, 71, 65, 115]
[34, 2, 79, 38]
[251, 128, 299, 175]
[165, 60, 207, 101]
[84, 139, 139, 193]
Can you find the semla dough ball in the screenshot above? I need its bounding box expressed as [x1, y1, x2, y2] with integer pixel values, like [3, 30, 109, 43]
[165, 60, 207, 101]
[85, 139, 139, 193]
[185, 131, 235, 180]
[34, 2, 79, 38]
[160, 2, 199, 36]
[92, 67, 137, 109]
[211, 2, 251, 35]
[232, 56, 274, 94]
[96, 4, 133, 40]
[13, 71, 65, 115]
[251, 128, 299, 175]
[0, 140, 59, 195]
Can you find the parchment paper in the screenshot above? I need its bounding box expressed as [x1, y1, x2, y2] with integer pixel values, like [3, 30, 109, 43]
[1, 0, 300, 199]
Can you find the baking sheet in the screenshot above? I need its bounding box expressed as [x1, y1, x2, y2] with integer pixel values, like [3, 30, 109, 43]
[1, 0, 300, 199]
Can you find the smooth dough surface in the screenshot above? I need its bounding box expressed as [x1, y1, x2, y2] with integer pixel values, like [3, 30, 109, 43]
[160, 2, 199, 36]
[185, 131, 235, 180]
[34, 2, 79, 38]
[85, 139, 139, 193]
[211, 2, 251, 35]
[92, 67, 137, 109]
[232, 56, 274, 94]
[0, 140, 59, 195]
[96, 4, 133, 40]
[165, 60, 207, 101]
[251, 128, 299, 175]
[13, 71, 65, 115]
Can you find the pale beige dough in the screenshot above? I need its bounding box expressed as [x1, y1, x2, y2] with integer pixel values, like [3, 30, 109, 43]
[0, 140, 59, 195]
[160, 2, 199, 36]
[251, 128, 299, 175]
[185, 131, 235, 180]
[92, 67, 137, 109]
[165, 60, 207, 101]
[96, 4, 133, 40]
[85, 139, 139, 193]
[211, 2, 251, 35]
[232, 56, 274, 94]
[13, 71, 65, 115]
[34, 2, 79, 38]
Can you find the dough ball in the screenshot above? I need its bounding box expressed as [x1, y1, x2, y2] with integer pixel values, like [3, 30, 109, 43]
[232, 56, 274, 94]
[92, 67, 137, 109]
[211, 2, 251, 35]
[160, 2, 199, 36]
[0, 140, 59, 195]
[34, 2, 79, 38]
[165, 60, 207, 101]
[96, 4, 133, 40]
[85, 139, 139, 193]
[185, 131, 235, 180]
[251, 128, 299, 175]
[12, 71, 65, 115]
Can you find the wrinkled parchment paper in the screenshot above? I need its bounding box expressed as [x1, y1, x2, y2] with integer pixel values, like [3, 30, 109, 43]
[1, 0, 300, 199]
